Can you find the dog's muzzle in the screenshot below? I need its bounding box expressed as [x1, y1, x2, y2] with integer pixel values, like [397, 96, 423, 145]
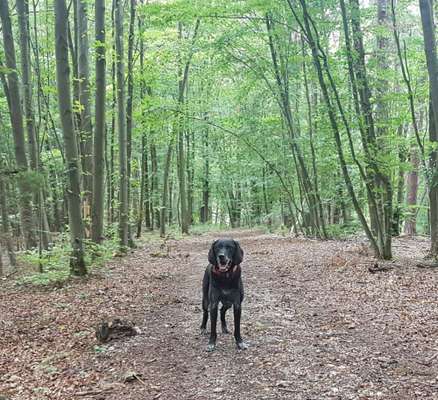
[215, 259, 232, 273]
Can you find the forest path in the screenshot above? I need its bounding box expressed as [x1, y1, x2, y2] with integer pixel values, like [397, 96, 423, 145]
[1, 230, 438, 399]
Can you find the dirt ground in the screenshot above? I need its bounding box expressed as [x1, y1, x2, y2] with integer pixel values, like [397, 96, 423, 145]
[1, 229, 438, 400]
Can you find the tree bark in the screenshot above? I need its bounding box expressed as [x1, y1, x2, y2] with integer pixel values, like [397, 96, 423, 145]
[0, 0, 37, 250]
[115, 0, 129, 251]
[54, 0, 87, 275]
[419, 0, 438, 256]
[17, 0, 51, 250]
[126, 0, 136, 247]
[200, 122, 210, 223]
[160, 144, 173, 238]
[404, 147, 419, 236]
[0, 173, 16, 267]
[150, 143, 160, 229]
[77, 0, 93, 215]
[91, 0, 106, 244]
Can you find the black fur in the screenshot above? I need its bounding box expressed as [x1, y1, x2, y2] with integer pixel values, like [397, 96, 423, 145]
[201, 239, 247, 351]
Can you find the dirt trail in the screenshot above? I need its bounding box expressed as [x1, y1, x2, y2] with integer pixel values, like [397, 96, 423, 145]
[1, 230, 438, 400]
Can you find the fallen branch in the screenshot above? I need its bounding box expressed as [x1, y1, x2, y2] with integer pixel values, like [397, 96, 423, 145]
[75, 390, 105, 397]
[95, 318, 141, 343]
[368, 263, 394, 273]
[416, 261, 438, 269]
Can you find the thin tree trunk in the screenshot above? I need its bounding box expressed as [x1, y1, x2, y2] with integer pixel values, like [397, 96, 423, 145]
[186, 129, 194, 225]
[200, 122, 209, 223]
[150, 143, 160, 229]
[137, 132, 149, 237]
[175, 20, 200, 234]
[54, 0, 87, 275]
[115, 0, 129, 251]
[177, 22, 189, 234]
[91, 0, 106, 244]
[0, 174, 16, 267]
[17, 0, 51, 250]
[404, 147, 419, 236]
[77, 0, 93, 222]
[126, 0, 136, 247]
[138, 11, 151, 232]
[160, 144, 173, 237]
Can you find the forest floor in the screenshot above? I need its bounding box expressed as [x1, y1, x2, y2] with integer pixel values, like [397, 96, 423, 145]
[1, 229, 438, 400]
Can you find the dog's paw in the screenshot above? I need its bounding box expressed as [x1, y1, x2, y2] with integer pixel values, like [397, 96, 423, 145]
[236, 341, 248, 350]
[222, 327, 231, 334]
[206, 343, 216, 352]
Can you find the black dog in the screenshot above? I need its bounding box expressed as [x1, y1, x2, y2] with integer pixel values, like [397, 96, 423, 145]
[201, 239, 247, 352]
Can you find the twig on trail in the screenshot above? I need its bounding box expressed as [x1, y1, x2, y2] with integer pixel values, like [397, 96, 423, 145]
[75, 390, 106, 397]
[368, 263, 394, 273]
[134, 375, 146, 386]
[123, 371, 146, 385]
[3, 269, 18, 278]
[416, 261, 438, 269]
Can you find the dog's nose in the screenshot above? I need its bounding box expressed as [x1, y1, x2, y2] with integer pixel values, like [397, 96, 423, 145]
[218, 254, 226, 262]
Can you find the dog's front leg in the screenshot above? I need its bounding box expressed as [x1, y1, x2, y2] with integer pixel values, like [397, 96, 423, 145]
[233, 303, 247, 350]
[207, 303, 218, 352]
[220, 304, 231, 334]
[200, 296, 209, 334]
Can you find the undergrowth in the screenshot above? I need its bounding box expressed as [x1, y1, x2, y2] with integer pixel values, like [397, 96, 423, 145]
[14, 222, 358, 286]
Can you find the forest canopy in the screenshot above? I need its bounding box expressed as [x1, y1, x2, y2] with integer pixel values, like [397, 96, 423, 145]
[0, 0, 437, 277]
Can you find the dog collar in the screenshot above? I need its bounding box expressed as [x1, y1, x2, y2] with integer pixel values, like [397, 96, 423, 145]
[212, 264, 239, 277]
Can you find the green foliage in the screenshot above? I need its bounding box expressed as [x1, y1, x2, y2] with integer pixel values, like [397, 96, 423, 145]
[17, 230, 120, 286]
[325, 223, 362, 239]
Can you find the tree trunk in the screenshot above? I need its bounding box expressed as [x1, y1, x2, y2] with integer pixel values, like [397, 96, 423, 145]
[0, 173, 16, 267]
[137, 132, 150, 237]
[419, 0, 438, 256]
[200, 123, 210, 223]
[77, 0, 93, 220]
[91, 0, 106, 244]
[404, 147, 419, 236]
[54, 0, 87, 275]
[126, 0, 136, 247]
[177, 22, 189, 234]
[186, 130, 194, 225]
[17, 0, 51, 250]
[138, 12, 151, 232]
[150, 143, 160, 229]
[115, 0, 129, 251]
[0, 0, 37, 250]
[160, 144, 173, 237]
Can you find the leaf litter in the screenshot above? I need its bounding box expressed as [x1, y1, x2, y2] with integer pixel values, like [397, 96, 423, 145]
[0, 230, 437, 399]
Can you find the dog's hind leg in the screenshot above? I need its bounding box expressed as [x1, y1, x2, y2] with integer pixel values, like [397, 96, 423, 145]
[220, 303, 231, 334]
[200, 267, 210, 335]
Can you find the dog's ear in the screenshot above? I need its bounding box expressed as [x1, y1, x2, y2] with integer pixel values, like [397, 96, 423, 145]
[233, 240, 244, 265]
[208, 240, 218, 265]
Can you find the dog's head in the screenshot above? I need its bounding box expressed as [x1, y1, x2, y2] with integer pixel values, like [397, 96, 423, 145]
[208, 239, 244, 272]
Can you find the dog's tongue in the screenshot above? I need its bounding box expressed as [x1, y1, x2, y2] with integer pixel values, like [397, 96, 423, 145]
[218, 264, 228, 272]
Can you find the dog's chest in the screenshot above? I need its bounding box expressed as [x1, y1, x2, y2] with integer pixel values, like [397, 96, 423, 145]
[220, 288, 235, 299]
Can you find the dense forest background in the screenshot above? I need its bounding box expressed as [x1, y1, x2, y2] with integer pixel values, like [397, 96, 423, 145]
[1, 0, 438, 278]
